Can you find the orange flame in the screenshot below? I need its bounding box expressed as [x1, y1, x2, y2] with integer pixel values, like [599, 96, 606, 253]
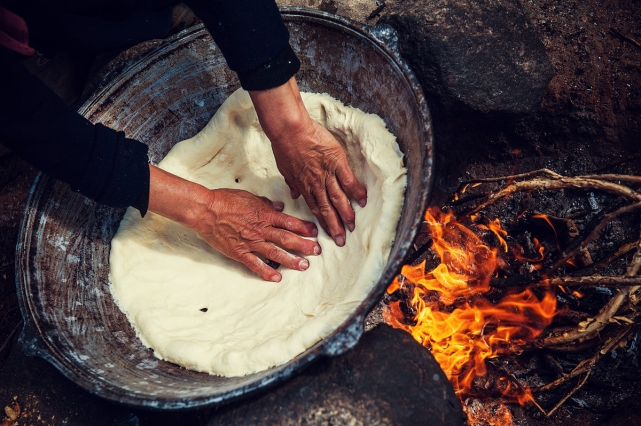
[385, 207, 557, 422]
[476, 218, 509, 253]
[532, 213, 562, 252]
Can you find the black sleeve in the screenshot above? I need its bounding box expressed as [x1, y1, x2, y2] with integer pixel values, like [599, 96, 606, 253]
[0, 47, 150, 215]
[185, 0, 300, 91]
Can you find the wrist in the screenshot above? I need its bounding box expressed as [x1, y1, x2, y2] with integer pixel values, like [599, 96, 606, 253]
[180, 185, 216, 232]
[147, 164, 214, 230]
[249, 77, 312, 144]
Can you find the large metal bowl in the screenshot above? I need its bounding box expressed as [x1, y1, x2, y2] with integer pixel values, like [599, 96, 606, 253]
[16, 8, 433, 409]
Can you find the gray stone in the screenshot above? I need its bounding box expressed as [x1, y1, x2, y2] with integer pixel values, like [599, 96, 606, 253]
[380, 0, 554, 114]
[208, 325, 466, 426]
[277, 0, 379, 24]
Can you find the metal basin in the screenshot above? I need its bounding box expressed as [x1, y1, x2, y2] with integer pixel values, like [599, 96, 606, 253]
[16, 8, 433, 409]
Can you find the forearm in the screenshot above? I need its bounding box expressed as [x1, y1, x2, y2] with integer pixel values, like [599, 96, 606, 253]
[147, 164, 212, 229]
[249, 77, 311, 143]
[0, 47, 149, 209]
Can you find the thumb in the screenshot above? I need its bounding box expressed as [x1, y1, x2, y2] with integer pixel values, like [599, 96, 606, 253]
[259, 196, 285, 212]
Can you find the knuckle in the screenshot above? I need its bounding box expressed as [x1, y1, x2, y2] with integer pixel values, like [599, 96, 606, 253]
[239, 227, 258, 241]
[274, 213, 289, 228]
[280, 232, 296, 247]
[309, 178, 324, 192]
[241, 223, 268, 241]
[229, 243, 247, 258]
[256, 209, 270, 222]
[266, 245, 281, 261]
[329, 191, 343, 204]
[319, 205, 334, 218]
[341, 173, 355, 187]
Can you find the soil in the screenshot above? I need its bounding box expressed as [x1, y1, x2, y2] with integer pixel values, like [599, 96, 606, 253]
[0, 0, 640, 425]
[0, 156, 36, 369]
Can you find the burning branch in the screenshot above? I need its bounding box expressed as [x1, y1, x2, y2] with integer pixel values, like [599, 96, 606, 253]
[386, 168, 641, 424]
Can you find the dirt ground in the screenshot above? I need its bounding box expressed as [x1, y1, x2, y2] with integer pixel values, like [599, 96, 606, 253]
[0, 0, 640, 424]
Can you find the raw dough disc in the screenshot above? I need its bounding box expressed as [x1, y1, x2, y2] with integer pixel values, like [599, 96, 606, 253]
[109, 89, 406, 377]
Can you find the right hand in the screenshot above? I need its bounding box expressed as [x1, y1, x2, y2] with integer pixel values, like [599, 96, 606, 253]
[147, 165, 321, 281]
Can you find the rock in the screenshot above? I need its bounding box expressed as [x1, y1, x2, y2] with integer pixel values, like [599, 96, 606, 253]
[3, 405, 17, 421]
[208, 325, 466, 426]
[277, 0, 379, 24]
[379, 0, 554, 114]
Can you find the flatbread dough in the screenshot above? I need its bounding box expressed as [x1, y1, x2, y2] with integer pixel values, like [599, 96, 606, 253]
[109, 89, 406, 377]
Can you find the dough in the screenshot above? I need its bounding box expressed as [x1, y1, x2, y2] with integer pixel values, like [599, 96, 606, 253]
[109, 89, 406, 377]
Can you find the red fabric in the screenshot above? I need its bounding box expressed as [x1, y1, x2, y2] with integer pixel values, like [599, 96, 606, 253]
[0, 6, 35, 56]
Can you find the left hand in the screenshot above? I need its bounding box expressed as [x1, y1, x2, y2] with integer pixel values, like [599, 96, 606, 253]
[249, 78, 368, 246]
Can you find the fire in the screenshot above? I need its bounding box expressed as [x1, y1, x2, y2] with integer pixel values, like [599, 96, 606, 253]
[385, 207, 557, 423]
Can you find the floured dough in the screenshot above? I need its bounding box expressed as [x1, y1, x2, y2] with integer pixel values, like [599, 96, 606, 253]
[109, 89, 406, 377]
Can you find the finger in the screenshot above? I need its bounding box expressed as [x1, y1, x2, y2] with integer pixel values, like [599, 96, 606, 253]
[290, 188, 300, 199]
[266, 228, 321, 257]
[237, 252, 281, 282]
[336, 160, 368, 208]
[259, 196, 284, 212]
[303, 192, 330, 237]
[312, 186, 345, 247]
[326, 175, 355, 233]
[254, 242, 310, 271]
[270, 211, 318, 238]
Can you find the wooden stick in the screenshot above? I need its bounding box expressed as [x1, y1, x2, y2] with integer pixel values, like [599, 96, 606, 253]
[460, 168, 563, 185]
[466, 179, 641, 218]
[610, 28, 641, 51]
[536, 325, 634, 391]
[530, 275, 641, 288]
[585, 240, 639, 274]
[548, 202, 641, 273]
[541, 231, 641, 347]
[546, 372, 591, 417]
[0, 320, 22, 356]
[578, 174, 641, 183]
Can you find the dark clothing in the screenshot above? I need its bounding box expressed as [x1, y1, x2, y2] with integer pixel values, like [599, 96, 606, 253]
[0, 0, 300, 214]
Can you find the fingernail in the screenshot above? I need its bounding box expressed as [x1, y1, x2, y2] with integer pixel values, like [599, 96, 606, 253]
[358, 199, 367, 208]
[299, 259, 309, 270]
[347, 222, 355, 232]
[312, 227, 318, 237]
[335, 235, 345, 247]
[273, 202, 284, 211]
[313, 244, 322, 255]
[271, 274, 281, 282]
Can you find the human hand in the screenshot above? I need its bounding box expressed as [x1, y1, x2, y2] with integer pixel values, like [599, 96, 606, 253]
[147, 165, 320, 281]
[249, 78, 367, 246]
[194, 188, 320, 281]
